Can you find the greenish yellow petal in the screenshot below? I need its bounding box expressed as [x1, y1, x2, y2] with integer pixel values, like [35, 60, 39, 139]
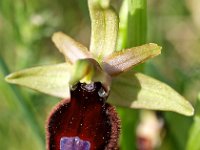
[52, 32, 93, 64]
[102, 43, 161, 76]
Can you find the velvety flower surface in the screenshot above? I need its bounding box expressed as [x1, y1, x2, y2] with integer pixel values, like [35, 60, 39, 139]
[47, 82, 120, 150]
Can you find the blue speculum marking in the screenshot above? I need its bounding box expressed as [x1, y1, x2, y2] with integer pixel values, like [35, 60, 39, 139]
[60, 137, 91, 150]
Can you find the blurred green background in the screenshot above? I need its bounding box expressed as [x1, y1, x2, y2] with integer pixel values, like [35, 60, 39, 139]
[0, 0, 200, 149]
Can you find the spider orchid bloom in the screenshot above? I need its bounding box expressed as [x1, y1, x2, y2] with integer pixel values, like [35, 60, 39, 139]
[5, 0, 194, 150]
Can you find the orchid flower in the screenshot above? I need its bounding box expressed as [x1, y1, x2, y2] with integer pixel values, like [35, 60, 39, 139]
[5, 0, 194, 149]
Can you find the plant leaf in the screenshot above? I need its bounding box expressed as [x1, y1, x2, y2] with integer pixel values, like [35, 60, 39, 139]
[102, 43, 161, 76]
[88, 0, 118, 61]
[186, 94, 200, 150]
[52, 32, 93, 64]
[5, 63, 72, 98]
[108, 70, 194, 116]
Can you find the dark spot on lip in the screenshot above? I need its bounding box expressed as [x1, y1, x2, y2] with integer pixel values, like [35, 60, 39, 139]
[46, 82, 120, 150]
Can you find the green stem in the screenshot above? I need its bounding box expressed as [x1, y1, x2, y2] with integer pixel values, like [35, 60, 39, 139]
[118, 108, 138, 150]
[0, 57, 45, 148]
[117, 0, 147, 149]
[127, 0, 147, 47]
[118, 0, 147, 49]
[117, 0, 128, 50]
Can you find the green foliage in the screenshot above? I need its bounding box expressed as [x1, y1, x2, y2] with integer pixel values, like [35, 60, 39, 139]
[186, 95, 200, 150]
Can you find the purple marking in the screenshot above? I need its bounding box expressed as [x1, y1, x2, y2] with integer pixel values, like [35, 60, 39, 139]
[60, 137, 90, 150]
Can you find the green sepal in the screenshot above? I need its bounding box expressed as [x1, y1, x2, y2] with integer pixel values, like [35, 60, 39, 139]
[5, 63, 72, 98]
[108, 70, 194, 116]
[88, 0, 118, 61]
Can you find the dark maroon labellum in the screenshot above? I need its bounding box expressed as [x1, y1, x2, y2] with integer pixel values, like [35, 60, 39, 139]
[46, 82, 120, 150]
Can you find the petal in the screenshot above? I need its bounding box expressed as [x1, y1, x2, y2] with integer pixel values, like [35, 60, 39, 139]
[102, 43, 161, 76]
[52, 32, 93, 64]
[88, 0, 118, 60]
[107, 70, 194, 116]
[5, 63, 71, 98]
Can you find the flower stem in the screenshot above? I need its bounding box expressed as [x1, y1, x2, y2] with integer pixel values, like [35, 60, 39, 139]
[117, 0, 147, 49]
[127, 0, 147, 47]
[117, 0, 147, 149]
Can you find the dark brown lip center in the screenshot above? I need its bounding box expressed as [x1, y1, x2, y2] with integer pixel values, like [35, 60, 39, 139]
[47, 82, 118, 150]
